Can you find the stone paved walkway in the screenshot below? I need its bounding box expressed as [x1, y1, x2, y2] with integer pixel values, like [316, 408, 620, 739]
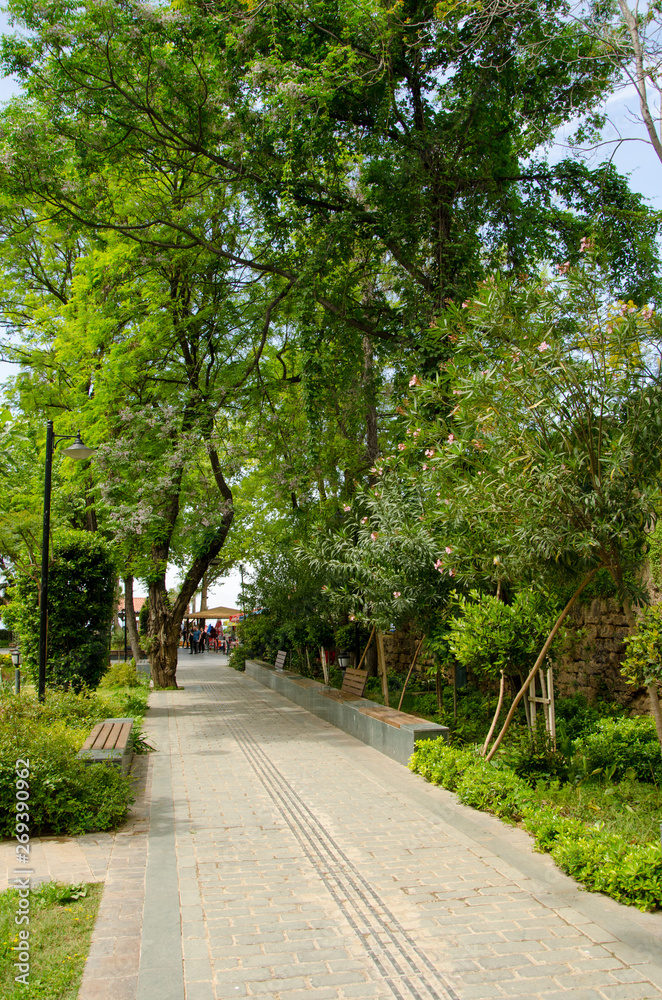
[79, 653, 662, 1000]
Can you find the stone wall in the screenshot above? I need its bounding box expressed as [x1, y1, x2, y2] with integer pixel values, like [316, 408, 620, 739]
[552, 598, 646, 708]
[381, 604, 647, 710]
[381, 630, 434, 674]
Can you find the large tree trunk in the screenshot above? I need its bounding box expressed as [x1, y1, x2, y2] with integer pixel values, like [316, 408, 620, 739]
[148, 574, 180, 688]
[124, 575, 146, 662]
[150, 625, 181, 689]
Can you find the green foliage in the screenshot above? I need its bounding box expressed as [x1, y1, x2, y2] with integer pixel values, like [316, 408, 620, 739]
[99, 661, 140, 688]
[0, 880, 102, 999]
[448, 590, 562, 681]
[573, 716, 662, 784]
[410, 739, 662, 909]
[622, 602, 662, 687]
[228, 647, 246, 672]
[0, 719, 133, 836]
[554, 693, 626, 742]
[5, 531, 115, 691]
[500, 724, 570, 783]
[523, 810, 662, 912]
[240, 552, 335, 660]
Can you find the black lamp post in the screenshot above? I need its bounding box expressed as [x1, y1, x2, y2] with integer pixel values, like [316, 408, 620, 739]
[118, 608, 127, 662]
[38, 421, 95, 703]
[11, 647, 20, 694]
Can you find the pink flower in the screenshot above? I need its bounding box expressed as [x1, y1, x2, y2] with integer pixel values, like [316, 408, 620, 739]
[393, 591, 401, 598]
[398, 442, 406, 451]
[449, 568, 455, 577]
[538, 341, 550, 352]
[321, 586, 327, 591]
[422, 464, 428, 470]
[445, 546, 453, 554]
[349, 615, 356, 621]
[434, 559, 443, 571]
[462, 300, 470, 309]
[409, 375, 421, 387]
[448, 433, 455, 443]
[361, 517, 368, 524]
[343, 504, 351, 511]
[557, 262, 570, 275]
[371, 532, 378, 541]
[424, 448, 435, 457]
[444, 498, 451, 504]
[580, 236, 593, 252]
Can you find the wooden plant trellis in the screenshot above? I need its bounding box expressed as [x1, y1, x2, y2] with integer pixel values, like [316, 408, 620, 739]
[527, 659, 556, 743]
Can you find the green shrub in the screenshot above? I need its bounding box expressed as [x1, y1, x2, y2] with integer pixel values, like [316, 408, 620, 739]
[410, 740, 479, 790]
[410, 737, 662, 910]
[500, 724, 570, 784]
[100, 661, 139, 688]
[554, 693, 626, 742]
[228, 648, 246, 671]
[4, 532, 115, 691]
[523, 807, 662, 910]
[573, 716, 662, 784]
[0, 720, 133, 836]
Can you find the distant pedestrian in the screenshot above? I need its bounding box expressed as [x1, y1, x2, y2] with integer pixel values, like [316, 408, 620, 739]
[192, 627, 201, 654]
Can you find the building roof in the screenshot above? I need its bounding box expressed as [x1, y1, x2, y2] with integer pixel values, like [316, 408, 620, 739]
[117, 596, 147, 614]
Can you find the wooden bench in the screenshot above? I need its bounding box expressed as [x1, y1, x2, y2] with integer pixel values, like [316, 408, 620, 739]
[341, 667, 368, 698]
[77, 717, 133, 774]
[274, 650, 288, 671]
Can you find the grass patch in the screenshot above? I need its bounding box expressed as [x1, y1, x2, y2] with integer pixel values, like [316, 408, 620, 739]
[0, 881, 102, 999]
[534, 778, 661, 844]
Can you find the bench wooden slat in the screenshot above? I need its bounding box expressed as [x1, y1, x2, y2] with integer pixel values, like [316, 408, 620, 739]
[81, 723, 104, 752]
[91, 723, 113, 750]
[103, 722, 123, 749]
[341, 667, 368, 697]
[118, 722, 133, 748]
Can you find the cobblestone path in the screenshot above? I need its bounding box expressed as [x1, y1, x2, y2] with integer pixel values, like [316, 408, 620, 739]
[80, 654, 662, 1000]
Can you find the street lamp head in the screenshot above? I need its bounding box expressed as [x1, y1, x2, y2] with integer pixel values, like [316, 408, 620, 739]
[11, 648, 20, 668]
[61, 431, 95, 461]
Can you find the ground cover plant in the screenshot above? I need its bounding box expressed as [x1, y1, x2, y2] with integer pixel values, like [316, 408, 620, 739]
[0, 881, 102, 999]
[0, 667, 149, 837]
[410, 732, 662, 911]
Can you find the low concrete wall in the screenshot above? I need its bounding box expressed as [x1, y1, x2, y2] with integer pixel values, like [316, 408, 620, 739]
[245, 660, 448, 766]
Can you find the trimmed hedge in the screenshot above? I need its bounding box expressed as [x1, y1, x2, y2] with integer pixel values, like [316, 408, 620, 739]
[410, 739, 662, 911]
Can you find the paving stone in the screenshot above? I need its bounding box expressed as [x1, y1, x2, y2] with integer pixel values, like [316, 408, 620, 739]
[74, 654, 662, 1000]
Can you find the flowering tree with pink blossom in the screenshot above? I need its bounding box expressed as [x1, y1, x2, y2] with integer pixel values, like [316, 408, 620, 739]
[403, 256, 662, 750]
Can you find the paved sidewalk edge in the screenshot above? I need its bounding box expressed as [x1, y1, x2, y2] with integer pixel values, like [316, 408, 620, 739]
[237, 670, 662, 989]
[136, 701, 185, 1000]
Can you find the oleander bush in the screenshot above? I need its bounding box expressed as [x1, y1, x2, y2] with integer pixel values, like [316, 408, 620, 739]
[410, 739, 662, 910]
